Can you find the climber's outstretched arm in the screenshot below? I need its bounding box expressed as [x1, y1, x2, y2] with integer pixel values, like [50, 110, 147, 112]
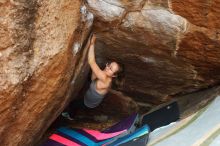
[88, 35, 106, 81]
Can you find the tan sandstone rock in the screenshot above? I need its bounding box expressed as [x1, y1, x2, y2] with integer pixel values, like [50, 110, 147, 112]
[0, 0, 93, 145]
[1, 0, 220, 145]
[86, 0, 220, 104]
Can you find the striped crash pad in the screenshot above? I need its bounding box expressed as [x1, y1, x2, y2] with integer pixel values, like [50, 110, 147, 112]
[148, 95, 220, 146]
[41, 113, 150, 146]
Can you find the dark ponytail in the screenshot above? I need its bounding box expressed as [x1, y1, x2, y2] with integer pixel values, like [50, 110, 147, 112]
[112, 61, 125, 90]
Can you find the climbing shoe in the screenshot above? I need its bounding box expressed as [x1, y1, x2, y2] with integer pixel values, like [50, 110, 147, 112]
[61, 112, 74, 121]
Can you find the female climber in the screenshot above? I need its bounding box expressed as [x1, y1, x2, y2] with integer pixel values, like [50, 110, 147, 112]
[62, 34, 122, 120]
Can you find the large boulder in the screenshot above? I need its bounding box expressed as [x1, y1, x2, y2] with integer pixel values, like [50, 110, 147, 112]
[1, 0, 220, 145]
[0, 0, 93, 145]
[86, 0, 220, 104]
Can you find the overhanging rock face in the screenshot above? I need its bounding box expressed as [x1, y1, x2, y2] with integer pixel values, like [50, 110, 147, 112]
[0, 0, 93, 145]
[86, 0, 220, 104]
[0, 0, 220, 145]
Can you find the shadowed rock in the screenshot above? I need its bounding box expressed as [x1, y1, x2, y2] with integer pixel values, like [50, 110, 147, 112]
[86, 0, 220, 104]
[1, 0, 220, 145]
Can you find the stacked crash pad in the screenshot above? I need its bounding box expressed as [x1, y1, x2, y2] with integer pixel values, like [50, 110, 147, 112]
[41, 101, 180, 146]
[41, 113, 150, 146]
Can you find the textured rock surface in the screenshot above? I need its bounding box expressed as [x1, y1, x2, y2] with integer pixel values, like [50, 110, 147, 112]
[102, 90, 139, 115]
[86, 0, 220, 104]
[1, 0, 220, 145]
[0, 0, 93, 145]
